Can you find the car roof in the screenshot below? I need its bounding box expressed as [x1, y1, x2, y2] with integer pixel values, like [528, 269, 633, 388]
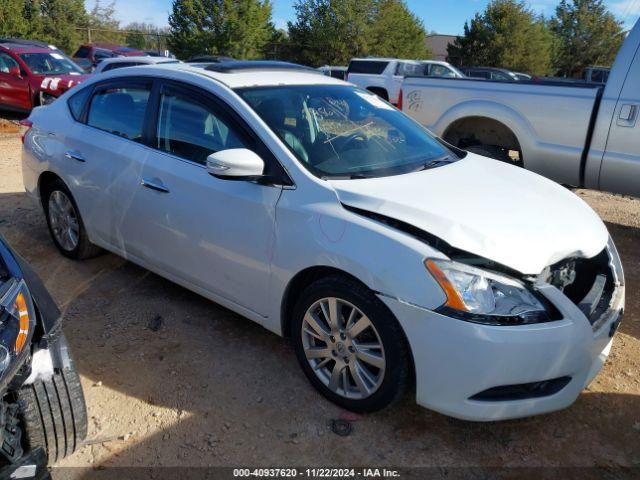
[100, 56, 177, 64]
[350, 57, 420, 63]
[464, 66, 511, 73]
[421, 60, 450, 65]
[0, 43, 55, 54]
[110, 62, 345, 89]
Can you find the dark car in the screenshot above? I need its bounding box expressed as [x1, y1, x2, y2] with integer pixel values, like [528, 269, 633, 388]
[0, 41, 90, 113]
[186, 55, 234, 63]
[72, 43, 148, 69]
[460, 66, 520, 82]
[0, 235, 87, 476]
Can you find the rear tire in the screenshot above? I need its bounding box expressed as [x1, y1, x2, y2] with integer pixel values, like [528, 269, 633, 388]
[43, 179, 102, 260]
[17, 347, 87, 465]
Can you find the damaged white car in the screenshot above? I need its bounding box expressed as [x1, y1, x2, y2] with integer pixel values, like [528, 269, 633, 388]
[21, 61, 625, 421]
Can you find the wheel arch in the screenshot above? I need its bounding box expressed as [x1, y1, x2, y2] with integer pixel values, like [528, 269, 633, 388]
[366, 87, 389, 101]
[434, 100, 536, 166]
[280, 266, 370, 339]
[442, 116, 522, 153]
[281, 265, 417, 395]
[37, 171, 64, 209]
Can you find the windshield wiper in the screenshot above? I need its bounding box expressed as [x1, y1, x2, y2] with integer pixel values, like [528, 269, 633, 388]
[321, 173, 371, 180]
[414, 155, 454, 172]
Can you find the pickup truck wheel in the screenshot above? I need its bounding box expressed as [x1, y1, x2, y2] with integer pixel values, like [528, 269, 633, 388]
[17, 348, 88, 465]
[43, 179, 102, 260]
[292, 275, 411, 413]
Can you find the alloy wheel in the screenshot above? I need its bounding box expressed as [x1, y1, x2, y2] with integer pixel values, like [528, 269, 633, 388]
[48, 190, 80, 252]
[301, 297, 386, 400]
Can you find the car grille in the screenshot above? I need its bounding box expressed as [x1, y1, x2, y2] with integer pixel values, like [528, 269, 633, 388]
[541, 245, 624, 331]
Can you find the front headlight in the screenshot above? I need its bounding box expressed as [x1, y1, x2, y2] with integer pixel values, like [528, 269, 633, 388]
[425, 259, 552, 325]
[0, 279, 35, 359]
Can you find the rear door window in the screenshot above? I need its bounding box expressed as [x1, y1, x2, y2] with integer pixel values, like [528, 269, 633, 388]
[155, 85, 250, 165]
[348, 61, 389, 75]
[87, 82, 152, 141]
[396, 62, 424, 76]
[490, 71, 510, 81]
[429, 65, 456, 78]
[472, 70, 491, 79]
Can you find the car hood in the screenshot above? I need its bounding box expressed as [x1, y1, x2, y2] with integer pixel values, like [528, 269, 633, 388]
[36, 73, 90, 95]
[329, 154, 608, 274]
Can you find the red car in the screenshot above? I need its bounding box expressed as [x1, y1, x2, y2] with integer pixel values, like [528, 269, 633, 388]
[73, 43, 148, 69]
[0, 41, 90, 113]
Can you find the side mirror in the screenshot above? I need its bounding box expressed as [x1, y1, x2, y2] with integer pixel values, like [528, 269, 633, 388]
[206, 149, 265, 180]
[8, 66, 21, 78]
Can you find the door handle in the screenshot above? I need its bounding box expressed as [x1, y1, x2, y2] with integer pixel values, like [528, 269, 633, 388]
[64, 151, 85, 163]
[141, 179, 170, 194]
[617, 104, 638, 127]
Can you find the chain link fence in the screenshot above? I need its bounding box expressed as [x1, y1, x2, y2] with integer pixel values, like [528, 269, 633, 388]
[74, 27, 171, 55]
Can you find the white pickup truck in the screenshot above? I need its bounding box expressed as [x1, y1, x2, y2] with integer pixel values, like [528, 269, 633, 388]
[401, 20, 640, 197]
[347, 58, 463, 106]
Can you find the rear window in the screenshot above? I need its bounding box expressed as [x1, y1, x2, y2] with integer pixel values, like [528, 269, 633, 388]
[94, 49, 115, 60]
[102, 62, 140, 72]
[348, 60, 389, 75]
[74, 46, 90, 58]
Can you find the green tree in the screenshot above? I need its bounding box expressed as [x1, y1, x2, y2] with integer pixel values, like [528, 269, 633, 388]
[550, 0, 625, 77]
[38, 0, 87, 53]
[0, 0, 30, 38]
[368, 0, 427, 59]
[287, 0, 373, 66]
[447, 0, 553, 76]
[168, 0, 275, 60]
[287, 0, 427, 66]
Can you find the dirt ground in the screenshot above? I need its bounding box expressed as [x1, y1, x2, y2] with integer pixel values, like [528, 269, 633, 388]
[0, 129, 639, 478]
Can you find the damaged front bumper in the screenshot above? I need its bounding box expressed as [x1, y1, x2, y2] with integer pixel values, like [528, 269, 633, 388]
[381, 283, 623, 421]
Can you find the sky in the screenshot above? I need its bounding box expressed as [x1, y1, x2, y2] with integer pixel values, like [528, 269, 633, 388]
[85, 0, 640, 34]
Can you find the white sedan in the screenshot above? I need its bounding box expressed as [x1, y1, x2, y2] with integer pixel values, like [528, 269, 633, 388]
[93, 55, 179, 74]
[21, 61, 625, 421]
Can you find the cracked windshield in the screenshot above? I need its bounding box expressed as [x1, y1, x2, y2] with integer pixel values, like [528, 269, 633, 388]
[238, 85, 455, 179]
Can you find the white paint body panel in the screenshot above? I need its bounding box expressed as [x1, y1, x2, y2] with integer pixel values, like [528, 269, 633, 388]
[21, 64, 624, 421]
[330, 154, 608, 275]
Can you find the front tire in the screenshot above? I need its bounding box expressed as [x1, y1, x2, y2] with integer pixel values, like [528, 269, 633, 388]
[292, 275, 411, 412]
[17, 339, 88, 465]
[43, 179, 102, 260]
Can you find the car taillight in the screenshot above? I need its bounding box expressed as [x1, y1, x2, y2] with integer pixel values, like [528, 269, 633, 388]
[19, 120, 33, 144]
[397, 89, 403, 111]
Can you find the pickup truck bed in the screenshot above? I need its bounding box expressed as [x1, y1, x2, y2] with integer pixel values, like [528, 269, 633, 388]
[401, 19, 640, 197]
[402, 77, 602, 187]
